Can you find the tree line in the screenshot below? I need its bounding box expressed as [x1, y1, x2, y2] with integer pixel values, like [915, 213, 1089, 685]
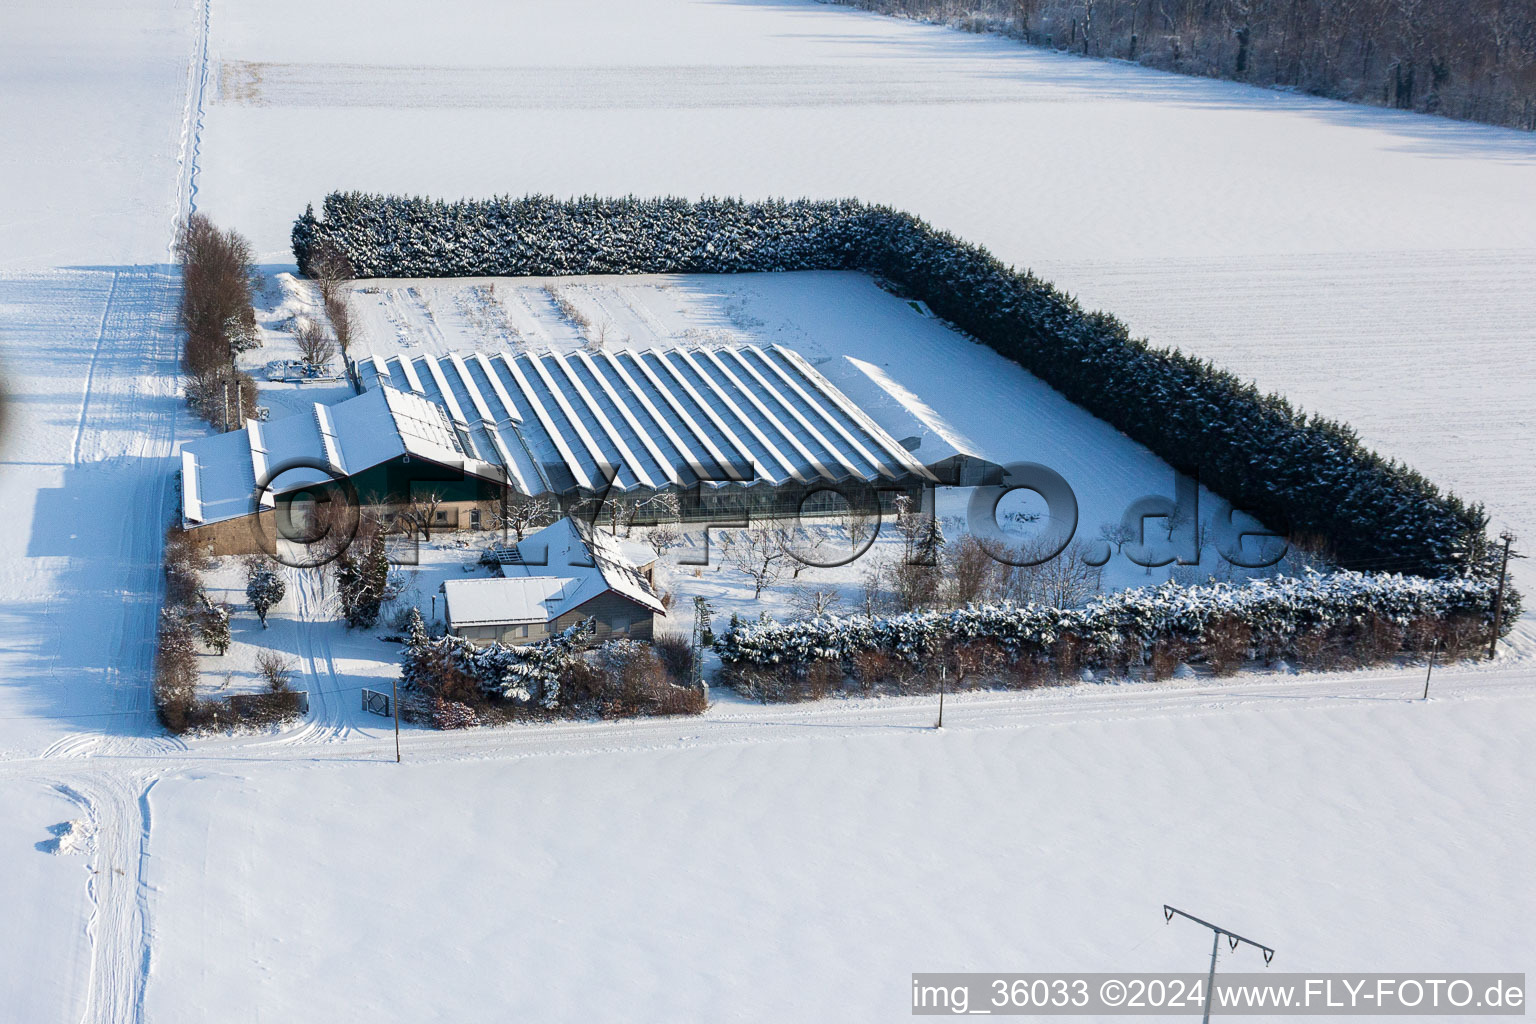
[834, 0, 1536, 130]
[715, 568, 1513, 701]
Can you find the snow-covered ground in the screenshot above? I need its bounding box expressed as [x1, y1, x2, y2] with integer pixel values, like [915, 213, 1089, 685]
[2, 0, 1535, 1020]
[134, 668, 1536, 1022]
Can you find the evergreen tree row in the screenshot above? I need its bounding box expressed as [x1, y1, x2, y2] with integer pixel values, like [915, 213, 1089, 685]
[714, 570, 1514, 671]
[293, 192, 1495, 580]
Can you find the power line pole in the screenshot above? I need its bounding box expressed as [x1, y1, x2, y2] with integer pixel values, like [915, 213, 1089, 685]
[1487, 531, 1519, 660]
[1163, 905, 1274, 1024]
[691, 596, 712, 689]
[391, 676, 401, 763]
[1422, 638, 1438, 700]
[936, 658, 947, 729]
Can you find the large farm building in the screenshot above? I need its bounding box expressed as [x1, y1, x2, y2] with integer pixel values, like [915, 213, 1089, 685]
[178, 344, 995, 555]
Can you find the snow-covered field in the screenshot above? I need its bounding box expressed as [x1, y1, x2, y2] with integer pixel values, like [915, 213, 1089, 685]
[140, 673, 1536, 1022]
[2, 0, 1534, 1020]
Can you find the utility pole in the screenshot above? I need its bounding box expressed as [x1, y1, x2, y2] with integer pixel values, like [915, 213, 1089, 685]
[691, 596, 712, 689]
[391, 676, 401, 763]
[936, 659, 947, 729]
[1487, 531, 1519, 660]
[222, 381, 230, 431]
[1163, 905, 1274, 1024]
[1422, 638, 1438, 700]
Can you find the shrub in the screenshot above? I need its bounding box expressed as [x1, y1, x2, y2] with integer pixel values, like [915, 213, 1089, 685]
[554, 659, 607, 705]
[432, 698, 479, 730]
[651, 634, 695, 685]
[851, 649, 897, 693]
[398, 623, 705, 723]
[1003, 653, 1052, 689]
[1148, 639, 1191, 680]
[653, 683, 708, 716]
[255, 650, 295, 693]
[1201, 617, 1252, 676]
[804, 658, 844, 700]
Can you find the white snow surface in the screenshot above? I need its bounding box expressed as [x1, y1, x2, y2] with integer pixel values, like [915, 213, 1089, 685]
[1, 0, 1535, 1021]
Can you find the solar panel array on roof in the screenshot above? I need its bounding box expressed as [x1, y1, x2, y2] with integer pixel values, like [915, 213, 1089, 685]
[353, 345, 933, 497]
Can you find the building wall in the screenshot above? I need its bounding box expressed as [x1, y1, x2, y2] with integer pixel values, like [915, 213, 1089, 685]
[454, 620, 551, 645]
[552, 592, 656, 643]
[185, 499, 501, 557]
[185, 509, 278, 557]
[451, 592, 656, 647]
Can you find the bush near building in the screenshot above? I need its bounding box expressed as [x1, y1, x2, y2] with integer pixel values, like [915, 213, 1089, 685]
[399, 612, 706, 725]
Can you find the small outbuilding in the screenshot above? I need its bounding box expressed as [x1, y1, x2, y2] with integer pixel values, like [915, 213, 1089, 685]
[443, 517, 665, 646]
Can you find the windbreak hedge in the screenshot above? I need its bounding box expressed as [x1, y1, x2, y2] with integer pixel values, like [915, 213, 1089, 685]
[714, 570, 1514, 672]
[294, 193, 1494, 579]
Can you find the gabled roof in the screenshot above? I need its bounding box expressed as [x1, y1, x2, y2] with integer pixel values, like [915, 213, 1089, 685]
[440, 576, 580, 627]
[179, 385, 504, 527]
[443, 516, 665, 629]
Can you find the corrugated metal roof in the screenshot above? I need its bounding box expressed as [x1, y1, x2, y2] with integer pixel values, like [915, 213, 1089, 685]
[353, 345, 929, 498]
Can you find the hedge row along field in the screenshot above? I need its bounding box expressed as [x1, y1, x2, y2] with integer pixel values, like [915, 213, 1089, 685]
[714, 571, 1517, 698]
[292, 193, 1499, 582]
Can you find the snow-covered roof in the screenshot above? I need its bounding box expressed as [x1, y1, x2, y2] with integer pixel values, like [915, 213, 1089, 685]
[441, 576, 579, 627]
[830, 355, 988, 469]
[444, 516, 665, 628]
[179, 385, 504, 527]
[353, 345, 935, 497]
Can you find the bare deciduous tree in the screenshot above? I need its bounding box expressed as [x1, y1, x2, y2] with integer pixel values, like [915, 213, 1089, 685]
[859, 560, 887, 618]
[646, 522, 681, 557]
[308, 243, 354, 306]
[791, 585, 843, 619]
[293, 318, 337, 374]
[837, 0, 1536, 131]
[944, 533, 1003, 608]
[403, 489, 449, 541]
[581, 490, 683, 537]
[176, 213, 258, 374]
[729, 523, 791, 599]
[494, 496, 556, 542]
[324, 294, 353, 357]
[1000, 538, 1104, 608]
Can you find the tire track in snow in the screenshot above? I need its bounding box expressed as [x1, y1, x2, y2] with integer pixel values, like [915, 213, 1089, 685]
[258, 567, 354, 747]
[56, 0, 212, 1018]
[54, 773, 156, 1024]
[70, 269, 119, 468]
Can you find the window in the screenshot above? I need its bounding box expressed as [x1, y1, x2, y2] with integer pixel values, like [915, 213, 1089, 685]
[469, 509, 481, 530]
[433, 509, 450, 524]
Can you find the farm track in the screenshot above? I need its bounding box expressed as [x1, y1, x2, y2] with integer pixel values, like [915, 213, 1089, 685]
[26, 2, 211, 1021]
